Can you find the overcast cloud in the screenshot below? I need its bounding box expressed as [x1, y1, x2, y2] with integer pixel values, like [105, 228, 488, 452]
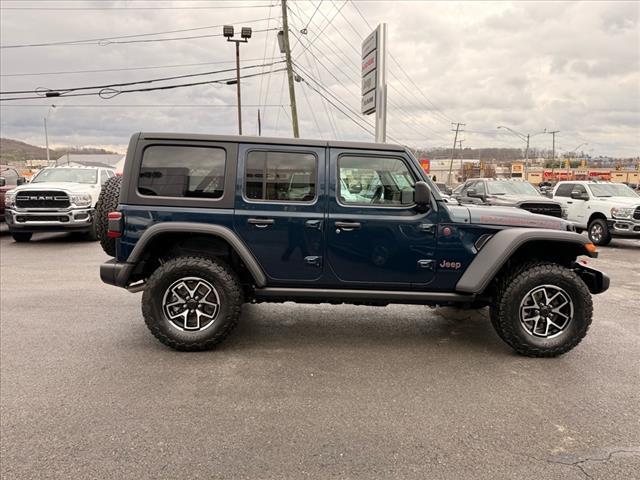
[1, 0, 638, 157]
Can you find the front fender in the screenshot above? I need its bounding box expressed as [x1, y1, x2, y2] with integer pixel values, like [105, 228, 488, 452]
[456, 228, 596, 294]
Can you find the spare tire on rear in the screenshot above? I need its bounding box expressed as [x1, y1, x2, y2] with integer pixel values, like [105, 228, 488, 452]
[95, 175, 122, 257]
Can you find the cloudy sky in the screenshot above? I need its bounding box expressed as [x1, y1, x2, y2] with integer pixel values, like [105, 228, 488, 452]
[1, 0, 638, 157]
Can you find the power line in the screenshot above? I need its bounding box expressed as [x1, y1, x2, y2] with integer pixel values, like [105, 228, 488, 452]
[0, 18, 274, 49]
[0, 57, 281, 77]
[0, 68, 288, 101]
[0, 61, 285, 96]
[0, 4, 279, 11]
[1, 104, 287, 108]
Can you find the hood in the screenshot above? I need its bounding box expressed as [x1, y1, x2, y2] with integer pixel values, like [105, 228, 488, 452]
[486, 194, 559, 206]
[448, 204, 569, 230]
[588, 196, 640, 207]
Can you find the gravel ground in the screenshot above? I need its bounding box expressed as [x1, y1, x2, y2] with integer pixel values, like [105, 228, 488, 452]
[1, 229, 639, 479]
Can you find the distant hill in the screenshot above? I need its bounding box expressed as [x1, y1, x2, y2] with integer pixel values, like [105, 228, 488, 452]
[0, 138, 119, 164]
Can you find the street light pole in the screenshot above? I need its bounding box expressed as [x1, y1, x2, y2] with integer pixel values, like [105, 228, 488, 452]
[497, 125, 545, 180]
[44, 104, 56, 164]
[223, 26, 252, 135]
[44, 117, 50, 163]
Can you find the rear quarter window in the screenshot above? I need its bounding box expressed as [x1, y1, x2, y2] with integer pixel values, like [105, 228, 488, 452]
[138, 145, 226, 199]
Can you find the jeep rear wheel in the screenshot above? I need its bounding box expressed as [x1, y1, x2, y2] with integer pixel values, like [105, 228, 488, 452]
[142, 256, 243, 351]
[95, 175, 121, 256]
[491, 262, 592, 357]
[588, 218, 611, 246]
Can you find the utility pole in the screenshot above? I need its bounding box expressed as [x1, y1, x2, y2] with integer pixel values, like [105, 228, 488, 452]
[548, 130, 560, 163]
[524, 134, 530, 178]
[281, 0, 300, 138]
[447, 122, 464, 186]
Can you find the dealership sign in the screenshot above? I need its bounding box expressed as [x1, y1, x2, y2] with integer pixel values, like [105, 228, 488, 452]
[361, 29, 378, 115]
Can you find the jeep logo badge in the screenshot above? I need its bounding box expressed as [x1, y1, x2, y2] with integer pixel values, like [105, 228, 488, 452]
[439, 260, 462, 270]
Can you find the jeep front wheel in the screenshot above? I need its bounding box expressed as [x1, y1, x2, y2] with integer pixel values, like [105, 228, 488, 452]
[588, 218, 611, 246]
[491, 262, 592, 357]
[142, 256, 243, 351]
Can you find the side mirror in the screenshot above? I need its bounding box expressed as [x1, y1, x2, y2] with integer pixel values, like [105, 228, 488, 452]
[16, 177, 27, 185]
[0, 177, 5, 187]
[414, 181, 431, 207]
[570, 190, 588, 201]
[467, 188, 484, 199]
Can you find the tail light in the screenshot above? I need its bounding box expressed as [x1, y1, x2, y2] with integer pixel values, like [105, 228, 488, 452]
[107, 211, 123, 238]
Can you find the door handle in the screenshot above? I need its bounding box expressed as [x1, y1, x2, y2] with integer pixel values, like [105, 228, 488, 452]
[305, 219, 322, 230]
[335, 221, 361, 231]
[567, 201, 573, 204]
[247, 218, 274, 228]
[418, 259, 435, 270]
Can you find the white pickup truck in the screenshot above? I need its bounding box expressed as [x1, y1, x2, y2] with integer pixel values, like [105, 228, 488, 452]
[4, 166, 116, 242]
[552, 180, 640, 245]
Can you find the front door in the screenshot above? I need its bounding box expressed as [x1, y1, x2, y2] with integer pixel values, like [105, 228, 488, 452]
[326, 149, 439, 288]
[234, 144, 325, 283]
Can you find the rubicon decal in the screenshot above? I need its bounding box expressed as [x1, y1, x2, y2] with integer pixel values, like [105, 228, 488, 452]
[439, 260, 462, 270]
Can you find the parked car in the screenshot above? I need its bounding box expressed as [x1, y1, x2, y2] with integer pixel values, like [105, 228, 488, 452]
[99, 132, 608, 357]
[0, 167, 27, 220]
[455, 178, 564, 218]
[552, 181, 640, 245]
[4, 165, 116, 242]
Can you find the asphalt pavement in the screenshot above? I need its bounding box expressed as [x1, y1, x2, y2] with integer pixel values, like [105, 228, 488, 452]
[1, 228, 639, 479]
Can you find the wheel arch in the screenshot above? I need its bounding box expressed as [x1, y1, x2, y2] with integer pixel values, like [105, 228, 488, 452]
[456, 228, 596, 295]
[128, 222, 267, 287]
[588, 211, 607, 225]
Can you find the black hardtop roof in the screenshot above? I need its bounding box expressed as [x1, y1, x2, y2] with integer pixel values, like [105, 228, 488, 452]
[138, 132, 406, 152]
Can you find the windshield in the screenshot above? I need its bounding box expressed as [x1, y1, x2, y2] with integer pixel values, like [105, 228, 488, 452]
[32, 168, 97, 184]
[588, 183, 638, 198]
[487, 181, 539, 196]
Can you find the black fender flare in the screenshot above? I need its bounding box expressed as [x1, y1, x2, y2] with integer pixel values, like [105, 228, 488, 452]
[456, 228, 596, 294]
[127, 222, 267, 287]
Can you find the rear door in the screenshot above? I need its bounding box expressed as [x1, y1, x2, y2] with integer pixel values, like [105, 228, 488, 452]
[234, 144, 325, 283]
[326, 148, 439, 288]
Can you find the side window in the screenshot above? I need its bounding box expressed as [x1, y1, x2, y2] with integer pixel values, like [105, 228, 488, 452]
[474, 181, 486, 195]
[555, 183, 575, 197]
[245, 150, 316, 202]
[100, 170, 109, 185]
[338, 155, 415, 206]
[138, 145, 226, 198]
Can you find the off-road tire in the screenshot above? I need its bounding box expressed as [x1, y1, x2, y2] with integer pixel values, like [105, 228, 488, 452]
[11, 232, 32, 242]
[490, 262, 592, 357]
[95, 175, 121, 256]
[587, 218, 611, 246]
[142, 256, 243, 351]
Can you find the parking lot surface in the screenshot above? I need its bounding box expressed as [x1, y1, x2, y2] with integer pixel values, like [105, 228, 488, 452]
[1, 230, 639, 479]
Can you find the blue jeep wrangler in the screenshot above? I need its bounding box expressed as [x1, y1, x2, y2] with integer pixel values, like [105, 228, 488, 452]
[99, 133, 609, 356]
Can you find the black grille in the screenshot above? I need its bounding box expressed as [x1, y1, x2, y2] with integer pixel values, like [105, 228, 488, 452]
[519, 202, 563, 218]
[634, 207, 640, 220]
[16, 190, 70, 209]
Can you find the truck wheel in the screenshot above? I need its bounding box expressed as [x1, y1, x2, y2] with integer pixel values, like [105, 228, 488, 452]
[142, 256, 243, 351]
[11, 232, 32, 242]
[95, 175, 121, 256]
[491, 262, 592, 357]
[587, 218, 611, 246]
